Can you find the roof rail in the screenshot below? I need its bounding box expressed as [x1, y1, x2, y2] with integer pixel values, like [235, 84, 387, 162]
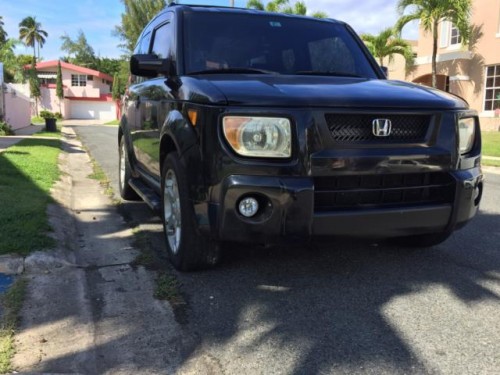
[167, 1, 245, 10]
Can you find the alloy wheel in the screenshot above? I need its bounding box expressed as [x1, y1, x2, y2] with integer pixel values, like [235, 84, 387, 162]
[163, 169, 182, 254]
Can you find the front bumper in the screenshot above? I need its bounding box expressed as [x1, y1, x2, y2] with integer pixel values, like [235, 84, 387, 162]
[213, 167, 483, 243]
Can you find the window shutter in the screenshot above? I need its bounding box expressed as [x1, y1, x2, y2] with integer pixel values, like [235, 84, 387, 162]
[439, 20, 449, 48]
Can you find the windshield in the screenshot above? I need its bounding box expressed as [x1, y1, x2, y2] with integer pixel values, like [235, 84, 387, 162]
[183, 11, 378, 78]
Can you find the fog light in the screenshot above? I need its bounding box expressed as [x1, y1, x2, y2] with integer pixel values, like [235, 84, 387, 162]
[238, 197, 259, 217]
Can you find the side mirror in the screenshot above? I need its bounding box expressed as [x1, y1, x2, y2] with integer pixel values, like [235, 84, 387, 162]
[380, 66, 388, 78]
[130, 54, 175, 77]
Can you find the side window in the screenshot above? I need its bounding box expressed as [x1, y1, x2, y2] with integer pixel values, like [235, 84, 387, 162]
[131, 31, 152, 83]
[152, 22, 174, 59]
[139, 31, 152, 54]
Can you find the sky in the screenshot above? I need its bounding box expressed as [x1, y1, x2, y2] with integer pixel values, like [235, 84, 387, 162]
[1, 0, 419, 61]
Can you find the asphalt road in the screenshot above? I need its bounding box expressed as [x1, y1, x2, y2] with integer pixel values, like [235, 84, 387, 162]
[73, 124, 500, 375]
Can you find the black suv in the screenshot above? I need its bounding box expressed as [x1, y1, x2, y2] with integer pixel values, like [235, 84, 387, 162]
[119, 3, 483, 271]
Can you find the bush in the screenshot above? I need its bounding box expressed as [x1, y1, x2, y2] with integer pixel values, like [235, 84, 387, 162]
[39, 110, 56, 120]
[55, 112, 63, 120]
[0, 121, 14, 136]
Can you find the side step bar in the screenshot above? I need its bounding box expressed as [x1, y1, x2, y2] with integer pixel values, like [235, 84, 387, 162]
[128, 178, 161, 213]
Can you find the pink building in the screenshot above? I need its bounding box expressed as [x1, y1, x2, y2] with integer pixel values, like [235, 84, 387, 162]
[394, 0, 500, 130]
[27, 60, 118, 121]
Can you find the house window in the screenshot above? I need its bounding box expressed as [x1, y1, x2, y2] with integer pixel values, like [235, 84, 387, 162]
[450, 24, 462, 45]
[484, 65, 500, 111]
[439, 21, 462, 48]
[37, 71, 57, 85]
[71, 74, 87, 87]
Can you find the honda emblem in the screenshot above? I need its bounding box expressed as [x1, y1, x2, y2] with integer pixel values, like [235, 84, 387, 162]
[372, 119, 392, 137]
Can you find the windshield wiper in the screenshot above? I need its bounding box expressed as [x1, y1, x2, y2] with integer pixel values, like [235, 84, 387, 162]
[188, 67, 280, 75]
[294, 71, 362, 78]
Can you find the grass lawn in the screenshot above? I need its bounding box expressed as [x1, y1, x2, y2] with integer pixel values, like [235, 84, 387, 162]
[0, 138, 61, 255]
[481, 131, 500, 157]
[104, 119, 120, 125]
[30, 116, 44, 125]
[35, 125, 63, 138]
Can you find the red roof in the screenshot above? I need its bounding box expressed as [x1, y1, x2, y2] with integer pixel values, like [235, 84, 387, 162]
[25, 60, 113, 82]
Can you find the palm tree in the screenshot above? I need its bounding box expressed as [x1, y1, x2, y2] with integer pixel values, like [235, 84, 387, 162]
[361, 28, 415, 69]
[19, 16, 48, 60]
[395, 0, 472, 88]
[247, 0, 327, 18]
[0, 16, 8, 45]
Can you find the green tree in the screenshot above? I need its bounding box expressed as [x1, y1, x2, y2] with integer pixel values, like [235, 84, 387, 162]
[114, 0, 166, 53]
[15, 54, 34, 83]
[0, 16, 8, 45]
[95, 57, 123, 78]
[29, 58, 41, 116]
[56, 60, 64, 114]
[395, 0, 472, 88]
[60, 30, 97, 69]
[361, 28, 415, 68]
[18, 16, 48, 59]
[0, 39, 19, 82]
[247, 0, 327, 18]
[112, 74, 121, 100]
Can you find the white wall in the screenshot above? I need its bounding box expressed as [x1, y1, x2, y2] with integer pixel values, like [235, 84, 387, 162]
[4, 84, 31, 130]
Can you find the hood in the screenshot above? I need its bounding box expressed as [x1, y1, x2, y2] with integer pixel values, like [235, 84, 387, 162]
[198, 75, 467, 110]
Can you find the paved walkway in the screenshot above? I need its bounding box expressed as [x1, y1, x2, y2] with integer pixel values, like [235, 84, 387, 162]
[0, 124, 45, 152]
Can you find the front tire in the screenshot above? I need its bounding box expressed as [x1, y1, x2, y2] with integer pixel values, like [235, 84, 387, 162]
[161, 152, 220, 271]
[118, 137, 140, 200]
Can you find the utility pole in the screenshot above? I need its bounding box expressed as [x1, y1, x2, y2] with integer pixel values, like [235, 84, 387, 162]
[230, 0, 234, 7]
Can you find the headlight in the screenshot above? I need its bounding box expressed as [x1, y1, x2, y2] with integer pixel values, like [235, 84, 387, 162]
[223, 116, 291, 158]
[458, 117, 476, 154]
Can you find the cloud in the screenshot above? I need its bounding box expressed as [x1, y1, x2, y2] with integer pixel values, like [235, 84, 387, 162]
[307, 0, 418, 39]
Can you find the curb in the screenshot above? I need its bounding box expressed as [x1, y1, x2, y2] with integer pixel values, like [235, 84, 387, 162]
[0, 255, 25, 275]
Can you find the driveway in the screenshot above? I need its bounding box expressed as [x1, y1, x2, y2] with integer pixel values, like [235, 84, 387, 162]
[72, 123, 500, 374]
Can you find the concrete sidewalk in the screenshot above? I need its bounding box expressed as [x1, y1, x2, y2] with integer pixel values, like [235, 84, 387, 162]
[483, 155, 500, 160]
[0, 124, 45, 152]
[12, 126, 183, 373]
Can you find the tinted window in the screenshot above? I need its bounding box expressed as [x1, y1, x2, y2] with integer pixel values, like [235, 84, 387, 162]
[152, 22, 174, 59]
[183, 12, 377, 78]
[139, 31, 152, 54]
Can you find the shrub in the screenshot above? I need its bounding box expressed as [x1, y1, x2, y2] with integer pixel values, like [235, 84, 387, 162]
[55, 112, 63, 120]
[39, 110, 56, 120]
[0, 121, 14, 136]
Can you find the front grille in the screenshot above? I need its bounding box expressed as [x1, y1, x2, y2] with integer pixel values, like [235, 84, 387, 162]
[314, 172, 455, 211]
[325, 114, 431, 144]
